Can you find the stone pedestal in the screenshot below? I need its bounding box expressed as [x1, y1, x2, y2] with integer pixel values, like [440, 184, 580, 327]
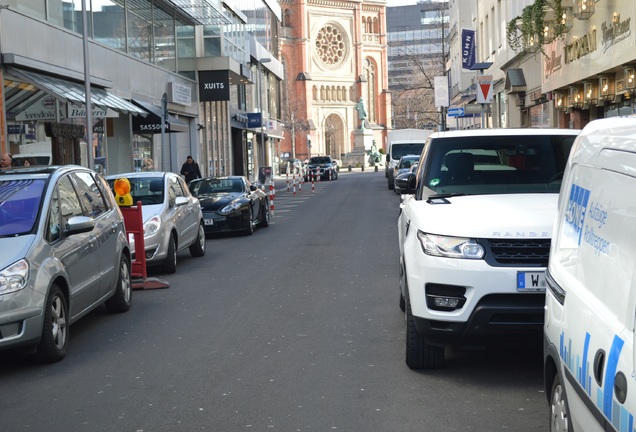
[344, 128, 375, 168]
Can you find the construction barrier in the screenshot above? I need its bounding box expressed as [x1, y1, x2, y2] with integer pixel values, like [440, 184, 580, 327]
[269, 179, 275, 217]
[120, 202, 169, 290]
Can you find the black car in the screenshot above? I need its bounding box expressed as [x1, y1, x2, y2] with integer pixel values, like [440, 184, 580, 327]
[188, 176, 269, 235]
[304, 156, 338, 181]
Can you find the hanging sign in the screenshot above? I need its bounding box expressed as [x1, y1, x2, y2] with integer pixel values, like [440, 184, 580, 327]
[476, 75, 493, 104]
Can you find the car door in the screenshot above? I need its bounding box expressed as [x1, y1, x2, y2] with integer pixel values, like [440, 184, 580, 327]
[48, 175, 101, 319]
[169, 175, 198, 249]
[71, 171, 123, 300]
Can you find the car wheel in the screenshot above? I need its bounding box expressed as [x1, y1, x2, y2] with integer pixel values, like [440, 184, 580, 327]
[244, 207, 254, 235]
[36, 284, 68, 363]
[105, 255, 132, 313]
[332, 170, 338, 180]
[549, 374, 571, 432]
[405, 288, 444, 369]
[259, 202, 270, 228]
[162, 234, 177, 274]
[399, 258, 406, 312]
[388, 175, 394, 190]
[189, 223, 206, 257]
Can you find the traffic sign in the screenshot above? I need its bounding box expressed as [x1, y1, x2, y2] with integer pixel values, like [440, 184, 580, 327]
[447, 107, 464, 117]
[476, 75, 493, 104]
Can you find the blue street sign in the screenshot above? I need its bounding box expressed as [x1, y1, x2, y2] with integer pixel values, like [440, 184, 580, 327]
[448, 107, 464, 117]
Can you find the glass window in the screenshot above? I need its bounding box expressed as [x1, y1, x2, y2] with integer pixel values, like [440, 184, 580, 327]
[127, 0, 153, 61]
[72, 172, 108, 218]
[58, 176, 84, 230]
[154, 5, 175, 71]
[93, 1, 126, 51]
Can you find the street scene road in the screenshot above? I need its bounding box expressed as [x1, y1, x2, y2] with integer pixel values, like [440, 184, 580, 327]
[0, 170, 547, 431]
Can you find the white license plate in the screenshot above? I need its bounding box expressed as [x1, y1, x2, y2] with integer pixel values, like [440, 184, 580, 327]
[517, 271, 546, 292]
[204, 219, 214, 226]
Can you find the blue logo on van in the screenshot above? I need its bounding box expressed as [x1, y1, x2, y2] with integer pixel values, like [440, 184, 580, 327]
[564, 184, 590, 245]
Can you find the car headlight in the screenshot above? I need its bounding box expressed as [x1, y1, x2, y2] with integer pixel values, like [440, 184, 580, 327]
[220, 200, 243, 215]
[144, 215, 161, 237]
[0, 259, 29, 295]
[417, 231, 484, 259]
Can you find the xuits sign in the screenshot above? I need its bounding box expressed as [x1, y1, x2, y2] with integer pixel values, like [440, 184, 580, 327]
[199, 70, 230, 102]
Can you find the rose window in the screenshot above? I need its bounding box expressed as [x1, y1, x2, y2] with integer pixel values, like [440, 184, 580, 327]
[315, 25, 346, 66]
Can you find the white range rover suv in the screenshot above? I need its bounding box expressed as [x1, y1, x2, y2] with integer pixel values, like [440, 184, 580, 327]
[397, 128, 580, 369]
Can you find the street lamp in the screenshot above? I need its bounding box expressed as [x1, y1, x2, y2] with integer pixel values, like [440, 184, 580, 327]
[257, 57, 271, 182]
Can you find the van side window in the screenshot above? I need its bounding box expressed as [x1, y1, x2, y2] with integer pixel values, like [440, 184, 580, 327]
[57, 176, 84, 231]
[71, 171, 108, 218]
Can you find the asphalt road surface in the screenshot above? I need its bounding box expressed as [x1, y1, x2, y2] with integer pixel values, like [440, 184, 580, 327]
[0, 169, 547, 431]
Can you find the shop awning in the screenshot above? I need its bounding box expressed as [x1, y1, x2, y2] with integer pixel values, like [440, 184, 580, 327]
[505, 69, 527, 93]
[7, 67, 147, 116]
[131, 99, 189, 134]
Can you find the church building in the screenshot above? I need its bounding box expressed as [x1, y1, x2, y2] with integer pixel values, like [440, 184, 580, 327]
[279, 0, 392, 165]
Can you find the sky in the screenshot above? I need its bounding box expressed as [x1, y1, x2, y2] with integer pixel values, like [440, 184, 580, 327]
[386, 0, 419, 5]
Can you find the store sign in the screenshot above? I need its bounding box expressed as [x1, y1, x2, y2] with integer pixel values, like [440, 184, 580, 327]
[247, 113, 262, 128]
[461, 29, 476, 70]
[198, 70, 230, 101]
[67, 105, 119, 118]
[169, 82, 192, 106]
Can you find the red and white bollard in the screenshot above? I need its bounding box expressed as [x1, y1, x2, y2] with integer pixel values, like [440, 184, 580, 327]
[286, 172, 290, 192]
[269, 179, 275, 217]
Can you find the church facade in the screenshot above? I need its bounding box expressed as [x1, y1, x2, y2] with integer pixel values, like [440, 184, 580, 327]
[279, 0, 392, 164]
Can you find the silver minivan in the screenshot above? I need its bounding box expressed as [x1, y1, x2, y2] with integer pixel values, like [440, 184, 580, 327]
[0, 165, 132, 362]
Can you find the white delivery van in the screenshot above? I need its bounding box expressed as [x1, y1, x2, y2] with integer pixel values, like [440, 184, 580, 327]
[386, 129, 433, 189]
[544, 117, 636, 431]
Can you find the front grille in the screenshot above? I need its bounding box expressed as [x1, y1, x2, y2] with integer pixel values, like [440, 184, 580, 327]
[482, 238, 551, 267]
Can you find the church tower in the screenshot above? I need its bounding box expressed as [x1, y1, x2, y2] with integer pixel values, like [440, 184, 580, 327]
[279, 0, 391, 163]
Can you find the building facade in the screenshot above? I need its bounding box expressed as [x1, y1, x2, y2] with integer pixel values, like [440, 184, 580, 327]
[387, 1, 449, 130]
[446, 0, 636, 131]
[0, 0, 283, 181]
[279, 0, 391, 160]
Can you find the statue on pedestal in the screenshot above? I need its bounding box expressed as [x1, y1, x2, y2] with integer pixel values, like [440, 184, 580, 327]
[355, 97, 368, 130]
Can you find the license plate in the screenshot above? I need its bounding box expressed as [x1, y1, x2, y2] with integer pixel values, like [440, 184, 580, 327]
[204, 218, 214, 226]
[517, 271, 546, 292]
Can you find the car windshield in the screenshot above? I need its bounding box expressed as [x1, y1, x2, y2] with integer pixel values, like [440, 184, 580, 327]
[107, 177, 165, 205]
[422, 135, 576, 195]
[310, 157, 331, 164]
[0, 179, 45, 236]
[399, 157, 419, 169]
[191, 178, 245, 195]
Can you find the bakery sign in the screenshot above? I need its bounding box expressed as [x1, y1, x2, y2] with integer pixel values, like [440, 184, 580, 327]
[15, 96, 118, 121]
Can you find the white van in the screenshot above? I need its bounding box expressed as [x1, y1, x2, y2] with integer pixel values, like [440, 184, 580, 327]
[386, 129, 433, 189]
[544, 117, 636, 431]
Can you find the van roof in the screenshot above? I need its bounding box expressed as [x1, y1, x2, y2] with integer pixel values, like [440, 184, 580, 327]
[574, 116, 636, 163]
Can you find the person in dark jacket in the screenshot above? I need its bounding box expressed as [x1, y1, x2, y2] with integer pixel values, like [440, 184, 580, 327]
[180, 155, 202, 183]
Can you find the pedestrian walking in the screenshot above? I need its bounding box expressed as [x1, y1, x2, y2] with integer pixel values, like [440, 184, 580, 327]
[180, 155, 202, 183]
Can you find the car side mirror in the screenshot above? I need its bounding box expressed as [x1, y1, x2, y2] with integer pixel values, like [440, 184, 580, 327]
[65, 216, 95, 235]
[386, 154, 390, 162]
[405, 173, 417, 194]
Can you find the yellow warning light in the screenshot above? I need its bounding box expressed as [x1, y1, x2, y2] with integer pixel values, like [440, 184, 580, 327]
[114, 178, 133, 207]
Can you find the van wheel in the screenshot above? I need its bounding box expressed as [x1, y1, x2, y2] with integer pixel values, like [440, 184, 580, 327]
[388, 178, 394, 190]
[105, 255, 132, 313]
[549, 374, 571, 432]
[405, 289, 444, 369]
[36, 284, 68, 363]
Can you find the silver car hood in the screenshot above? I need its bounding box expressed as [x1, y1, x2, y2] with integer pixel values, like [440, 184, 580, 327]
[0, 235, 34, 268]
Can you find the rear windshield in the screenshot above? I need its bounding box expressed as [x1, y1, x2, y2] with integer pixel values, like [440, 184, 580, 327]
[419, 134, 576, 195]
[392, 144, 425, 160]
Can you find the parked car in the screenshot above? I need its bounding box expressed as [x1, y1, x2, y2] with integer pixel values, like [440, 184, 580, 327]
[305, 155, 338, 181]
[393, 155, 420, 194]
[188, 176, 269, 235]
[0, 165, 132, 362]
[105, 172, 206, 274]
[393, 161, 418, 195]
[397, 128, 580, 369]
[544, 117, 636, 432]
[279, 158, 304, 175]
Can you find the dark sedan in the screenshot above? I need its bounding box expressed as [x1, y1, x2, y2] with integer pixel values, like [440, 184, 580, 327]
[188, 176, 269, 235]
